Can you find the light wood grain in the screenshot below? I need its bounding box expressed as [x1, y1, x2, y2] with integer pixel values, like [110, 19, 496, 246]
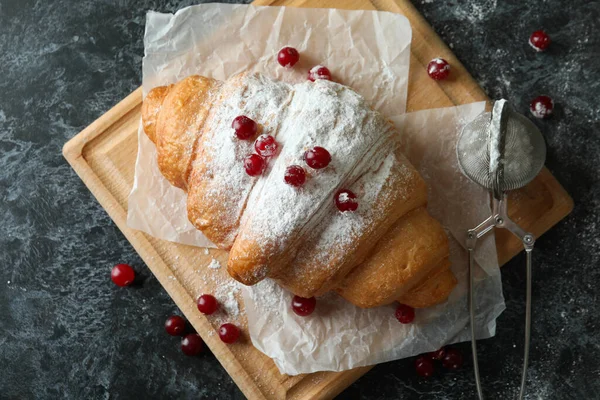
[62, 0, 573, 399]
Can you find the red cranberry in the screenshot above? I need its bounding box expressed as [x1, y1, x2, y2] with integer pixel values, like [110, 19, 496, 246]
[284, 165, 307, 187]
[244, 154, 266, 176]
[111, 263, 135, 287]
[415, 356, 435, 378]
[529, 30, 551, 52]
[165, 315, 187, 336]
[284, 165, 306, 187]
[181, 333, 203, 356]
[308, 65, 332, 82]
[304, 146, 331, 169]
[292, 295, 316, 316]
[254, 134, 278, 157]
[530, 95, 554, 119]
[427, 58, 451, 81]
[277, 46, 300, 68]
[334, 189, 358, 212]
[219, 323, 240, 344]
[442, 348, 464, 370]
[232, 115, 258, 140]
[395, 303, 415, 324]
[197, 294, 218, 315]
[428, 347, 446, 360]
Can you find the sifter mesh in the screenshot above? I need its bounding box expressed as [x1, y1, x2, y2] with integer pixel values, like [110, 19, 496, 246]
[457, 108, 546, 192]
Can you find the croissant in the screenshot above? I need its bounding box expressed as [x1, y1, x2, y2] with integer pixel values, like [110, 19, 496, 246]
[141, 72, 457, 309]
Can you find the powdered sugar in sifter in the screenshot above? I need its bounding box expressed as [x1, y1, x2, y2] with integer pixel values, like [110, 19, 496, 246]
[456, 99, 547, 400]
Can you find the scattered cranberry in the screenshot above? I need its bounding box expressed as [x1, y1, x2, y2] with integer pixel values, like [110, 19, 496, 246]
[292, 295, 316, 316]
[165, 315, 187, 336]
[244, 154, 266, 176]
[415, 356, 435, 378]
[308, 65, 332, 82]
[254, 134, 278, 157]
[427, 58, 451, 81]
[395, 303, 415, 324]
[428, 347, 446, 361]
[111, 263, 135, 287]
[529, 30, 551, 52]
[277, 46, 300, 68]
[304, 146, 331, 169]
[334, 189, 358, 212]
[197, 294, 218, 315]
[219, 323, 240, 344]
[232, 115, 258, 140]
[284, 165, 306, 187]
[442, 348, 464, 370]
[181, 333, 203, 356]
[530, 95, 554, 119]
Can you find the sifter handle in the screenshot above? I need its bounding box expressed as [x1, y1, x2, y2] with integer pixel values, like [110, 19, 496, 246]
[469, 246, 485, 400]
[518, 247, 533, 400]
[466, 216, 495, 400]
[492, 196, 535, 400]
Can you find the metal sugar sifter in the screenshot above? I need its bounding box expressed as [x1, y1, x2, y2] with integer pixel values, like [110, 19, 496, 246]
[456, 99, 546, 400]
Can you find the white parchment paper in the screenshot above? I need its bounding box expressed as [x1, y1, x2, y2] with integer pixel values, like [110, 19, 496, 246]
[127, 4, 505, 375]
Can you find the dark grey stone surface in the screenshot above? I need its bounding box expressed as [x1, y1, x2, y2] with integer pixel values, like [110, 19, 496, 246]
[0, 0, 598, 398]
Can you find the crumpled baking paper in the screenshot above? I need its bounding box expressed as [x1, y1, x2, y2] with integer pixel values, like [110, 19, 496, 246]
[127, 3, 505, 375]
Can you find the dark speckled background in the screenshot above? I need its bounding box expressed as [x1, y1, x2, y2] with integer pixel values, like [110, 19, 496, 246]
[1, 0, 599, 399]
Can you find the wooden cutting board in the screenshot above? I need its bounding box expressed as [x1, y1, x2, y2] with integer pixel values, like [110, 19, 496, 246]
[62, 0, 573, 399]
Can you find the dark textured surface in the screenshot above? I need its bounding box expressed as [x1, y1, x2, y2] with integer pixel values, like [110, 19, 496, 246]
[0, 0, 598, 398]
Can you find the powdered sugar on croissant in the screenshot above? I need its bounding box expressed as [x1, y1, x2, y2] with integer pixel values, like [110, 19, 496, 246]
[142, 72, 456, 309]
[229, 76, 398, 284]
[187, 73, 292, 249]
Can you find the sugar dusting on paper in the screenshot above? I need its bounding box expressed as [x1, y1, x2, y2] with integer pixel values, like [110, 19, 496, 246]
[200, 260, 242, 322]
[208, 258, 221, 269]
